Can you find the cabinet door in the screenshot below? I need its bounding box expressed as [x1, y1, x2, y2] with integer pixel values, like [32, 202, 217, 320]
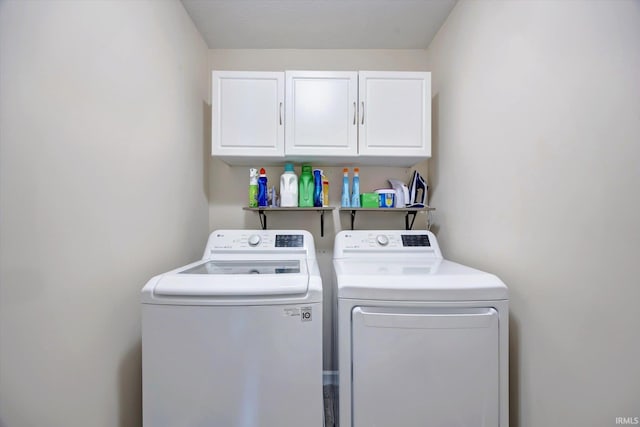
[212, 71, 284, 161]
[358, 71, 431, 161]
[285, 71, 358, 159]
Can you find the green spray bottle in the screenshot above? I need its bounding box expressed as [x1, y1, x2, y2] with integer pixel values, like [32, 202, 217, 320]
[248, 168, 258, 207]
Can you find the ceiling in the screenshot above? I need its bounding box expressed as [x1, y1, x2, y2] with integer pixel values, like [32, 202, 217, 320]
[181, 0, 457, 49]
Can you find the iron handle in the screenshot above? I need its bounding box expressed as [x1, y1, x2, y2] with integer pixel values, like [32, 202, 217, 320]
[361, 101, 365, 125]
[279, 102, 283, 125]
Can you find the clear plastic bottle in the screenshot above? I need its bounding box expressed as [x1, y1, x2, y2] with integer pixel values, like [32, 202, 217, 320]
[341, 168, 351, 208]
[279, 163, 298, 207]
[351, 167, 361, 207]
[249, 168, 258, 208]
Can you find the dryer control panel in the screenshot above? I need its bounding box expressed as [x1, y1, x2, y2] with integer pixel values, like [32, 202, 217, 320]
[333, 230, 442, 259]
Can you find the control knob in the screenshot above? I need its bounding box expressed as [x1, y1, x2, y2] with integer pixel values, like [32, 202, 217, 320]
[376, 235, 389, 246]
[248, 234, 261, 247]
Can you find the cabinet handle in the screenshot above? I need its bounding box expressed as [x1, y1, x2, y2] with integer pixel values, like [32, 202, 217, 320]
[361, 101, 365, 125]
[279, 102, 283, 125]
[353, 102, 356, 125]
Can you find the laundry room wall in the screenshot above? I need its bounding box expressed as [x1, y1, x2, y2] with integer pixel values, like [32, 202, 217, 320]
[208, 49, 430, 369]
[0, 1, 209, 426]
[424, 1, 640, 426]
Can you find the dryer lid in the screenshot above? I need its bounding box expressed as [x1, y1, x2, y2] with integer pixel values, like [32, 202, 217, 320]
[334, 259, 508, 301]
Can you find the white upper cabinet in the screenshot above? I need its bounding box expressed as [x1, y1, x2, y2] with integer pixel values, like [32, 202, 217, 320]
[211, 70, 431, 166]
[358, 71, 431, 163]
[212, 71, 285, 162]
[285, 71, 358, 160]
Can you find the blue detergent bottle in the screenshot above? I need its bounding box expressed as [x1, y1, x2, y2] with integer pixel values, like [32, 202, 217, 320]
[257, 168, 268, 207]
[341, 168, 350, 207]
[313, 169, 323, 207]
[351, 167, 361, 207]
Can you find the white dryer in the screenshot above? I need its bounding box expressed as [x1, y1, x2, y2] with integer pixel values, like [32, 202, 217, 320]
[142, 229, 323, 426]
[333, 230, 508, 427]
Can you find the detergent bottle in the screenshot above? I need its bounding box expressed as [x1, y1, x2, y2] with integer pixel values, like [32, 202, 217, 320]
[351, 167, 361, 207]
[298, 164, 314, 207]
[322, 171, 329, 207]
[341, 168, 350, 207]
[313, 169, 323, 207]
[279, 163, 298, 207]
[257, 168, 268, 207]
[249, 168, 259, 207]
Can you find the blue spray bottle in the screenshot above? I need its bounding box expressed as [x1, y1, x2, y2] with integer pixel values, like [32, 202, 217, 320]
[351, 167, 361, 207]
[257, 168, 268, 207]
[341, 168, 350, 207]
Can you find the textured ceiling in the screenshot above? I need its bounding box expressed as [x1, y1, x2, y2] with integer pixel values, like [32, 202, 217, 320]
[181, 0, 457, 49]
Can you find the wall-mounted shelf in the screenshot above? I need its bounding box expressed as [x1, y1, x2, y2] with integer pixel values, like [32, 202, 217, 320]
[243, 207, 335, 237]
[339, 207, 435, 230]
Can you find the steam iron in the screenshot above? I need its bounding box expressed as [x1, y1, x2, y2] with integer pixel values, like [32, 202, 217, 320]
[408, 170, 428, 208]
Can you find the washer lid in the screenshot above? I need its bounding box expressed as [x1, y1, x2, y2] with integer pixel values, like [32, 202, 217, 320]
[152, 259, 309, 297]
[334, 259, 507, 301]
[181, 260, 301, 275]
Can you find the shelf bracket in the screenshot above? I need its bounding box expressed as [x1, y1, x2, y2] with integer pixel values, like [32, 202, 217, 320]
[350, 210, 356, 230]
[405, 211, 417, 230]
[258, 209, 267, 230]
[251, 208, 329, 236]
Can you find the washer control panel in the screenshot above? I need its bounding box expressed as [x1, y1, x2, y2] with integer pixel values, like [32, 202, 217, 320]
[205, 230, 309, 252]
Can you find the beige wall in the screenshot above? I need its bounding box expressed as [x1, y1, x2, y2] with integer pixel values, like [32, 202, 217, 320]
[209, 48, 429, 72]
[0, 1, 209, 426]
[425, 1, 640, 425]
[208, 49, 430, 368]
[6, 1, 634, 424]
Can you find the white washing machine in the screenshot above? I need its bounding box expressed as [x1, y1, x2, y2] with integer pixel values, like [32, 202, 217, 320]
[142, 229, 323, 426]
[333, 230, 508, 427]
